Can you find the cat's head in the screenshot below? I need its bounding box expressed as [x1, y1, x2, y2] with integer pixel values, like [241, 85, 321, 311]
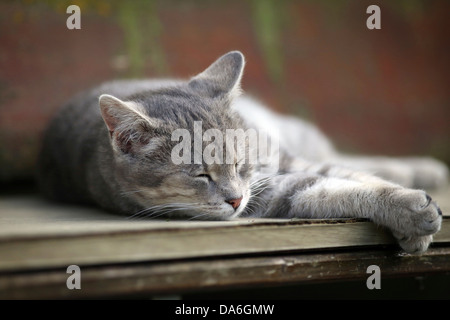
[98, 51, 254, 219]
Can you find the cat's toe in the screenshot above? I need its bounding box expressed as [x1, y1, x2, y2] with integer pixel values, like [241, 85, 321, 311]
[389, 189, 442, 238]
[413, 198, 442, 236]
[394, 234, 433, 254]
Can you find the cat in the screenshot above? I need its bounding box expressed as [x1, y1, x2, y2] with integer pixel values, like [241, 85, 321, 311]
[37, 51, 448, 253]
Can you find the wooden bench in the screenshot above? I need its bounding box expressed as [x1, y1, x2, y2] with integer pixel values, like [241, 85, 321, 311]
[1, 187, 449, 299]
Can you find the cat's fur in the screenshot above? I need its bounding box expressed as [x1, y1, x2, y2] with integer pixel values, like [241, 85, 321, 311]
[37, 51, 448, 253]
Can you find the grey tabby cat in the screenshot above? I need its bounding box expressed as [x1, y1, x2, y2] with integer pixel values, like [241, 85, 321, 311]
[37, 51, 447, 253]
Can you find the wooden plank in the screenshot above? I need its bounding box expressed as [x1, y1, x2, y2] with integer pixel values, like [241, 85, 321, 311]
[0, 188, 449, 272]
[0, 219, 388, 271]
[1, 247, 450, 299]
[1, 217, 449, 273]
[0, 188, 449, 299]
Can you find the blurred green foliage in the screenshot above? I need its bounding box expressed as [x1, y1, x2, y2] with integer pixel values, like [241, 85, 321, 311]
[251, 0, 285, 84]
[20, 0, 168, 77]
[15, 0, 430, 81]
[117, 0, 168, 77]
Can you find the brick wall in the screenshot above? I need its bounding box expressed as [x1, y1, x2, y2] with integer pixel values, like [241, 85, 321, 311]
[1, 0, 449, 183]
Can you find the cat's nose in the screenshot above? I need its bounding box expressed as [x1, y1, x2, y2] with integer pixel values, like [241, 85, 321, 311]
[226, 196, 243, 210]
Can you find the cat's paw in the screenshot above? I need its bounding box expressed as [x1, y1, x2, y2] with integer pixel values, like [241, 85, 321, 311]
[392, 233, 433, 254]
[383, 189, 442, 253]
[390, 189, 442, 235]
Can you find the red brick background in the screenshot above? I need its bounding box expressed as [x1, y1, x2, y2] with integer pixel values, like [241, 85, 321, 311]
[1, 0, 449, 184]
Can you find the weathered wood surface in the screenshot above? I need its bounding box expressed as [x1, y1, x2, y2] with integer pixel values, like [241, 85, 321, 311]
[0, 193, 449, 272]
[0, 187, 449, 298]
[0, 187, 449, 271]
[1, 247, 450, 299]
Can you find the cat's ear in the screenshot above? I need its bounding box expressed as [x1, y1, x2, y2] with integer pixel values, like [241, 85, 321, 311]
[189, 51, 245, 99]
[99, 94, 157, 154]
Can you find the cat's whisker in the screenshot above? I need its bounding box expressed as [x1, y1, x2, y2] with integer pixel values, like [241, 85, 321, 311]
[126, 207, 153, 220]
[126, 203, 173, 219]
[244, 205, 256, 216]
[245, 184, 269, 216]
[187, 212, 211, 221]
[249, 176, 275, 193]
[128, 202, 203, 220]
[251, 185, 271, 197]
[143, 210, 172, 220]
[250, 183, 272, 198]
[143, 206, 195, 220]
[126, 204, 174, 220]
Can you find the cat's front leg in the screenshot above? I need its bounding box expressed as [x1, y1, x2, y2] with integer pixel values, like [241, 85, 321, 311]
[261, 172, 442, 253]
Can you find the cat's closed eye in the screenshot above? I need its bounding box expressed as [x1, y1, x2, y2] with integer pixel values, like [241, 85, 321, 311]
[196, 173, 212, 181]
